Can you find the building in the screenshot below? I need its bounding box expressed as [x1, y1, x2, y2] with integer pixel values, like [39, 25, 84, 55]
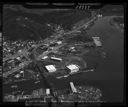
[92, 37, 102, 47]
[66, 64, 79, 74]
[70, 82, 77, 93]
[50, 56, 62, 61]
[45, 65, 56, 73]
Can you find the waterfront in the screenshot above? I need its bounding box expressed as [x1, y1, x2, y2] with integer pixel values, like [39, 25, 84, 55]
[3, 5, 124, 103]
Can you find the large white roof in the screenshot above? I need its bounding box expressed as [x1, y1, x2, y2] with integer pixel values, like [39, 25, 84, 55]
[66, 64, 79, 73]
[45, 65, 56, 72]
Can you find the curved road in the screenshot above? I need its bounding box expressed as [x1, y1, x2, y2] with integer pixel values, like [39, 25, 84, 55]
[3, 15, 124, 102]
[52, 16, 124, 102]
[81, 16, 124, 102]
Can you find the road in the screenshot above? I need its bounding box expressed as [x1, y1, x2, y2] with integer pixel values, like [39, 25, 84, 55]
[79, 15, 124, 102]
[3, 14, 99, 78]
[3, 12, 124, 102]
[45, 15, 124, 102]
[3, 60, 32, 78]
[3, 48, 30, 62]
[64, 15, 97, 35]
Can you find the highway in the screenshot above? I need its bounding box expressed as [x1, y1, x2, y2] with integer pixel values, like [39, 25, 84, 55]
[3, 15, 100, 78]
[3, 60, 32, 78]
[64, 15, 97, 35]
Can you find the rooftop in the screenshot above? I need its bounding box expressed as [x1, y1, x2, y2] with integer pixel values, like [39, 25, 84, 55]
[45, 65, 56, 73]
[66, 64, 79, 73]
